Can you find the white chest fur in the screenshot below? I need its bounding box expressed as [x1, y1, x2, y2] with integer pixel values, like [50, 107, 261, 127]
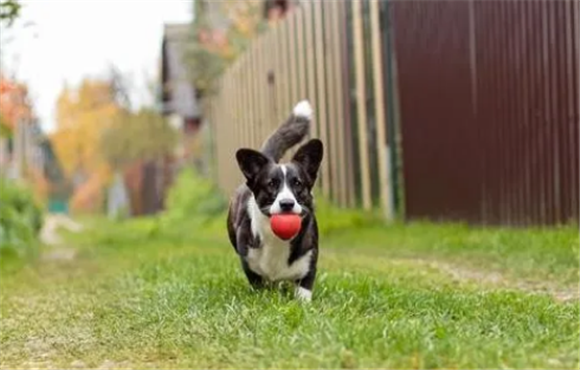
[246, 197, 312, 282]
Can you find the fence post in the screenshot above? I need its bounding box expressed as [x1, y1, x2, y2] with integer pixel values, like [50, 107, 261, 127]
[352, 0, 372, 210]
[370, 0, 395, 220]
[313, 0, 330, 197]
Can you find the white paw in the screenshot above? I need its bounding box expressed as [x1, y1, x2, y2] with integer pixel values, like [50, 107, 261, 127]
[293, 100, 313, 119]
[295, 287, 312, 302]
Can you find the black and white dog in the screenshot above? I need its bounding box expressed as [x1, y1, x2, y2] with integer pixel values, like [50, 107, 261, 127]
[227, 101, 323, 302]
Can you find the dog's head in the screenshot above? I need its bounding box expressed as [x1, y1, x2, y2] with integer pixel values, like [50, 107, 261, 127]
[236, 139, 323, 216]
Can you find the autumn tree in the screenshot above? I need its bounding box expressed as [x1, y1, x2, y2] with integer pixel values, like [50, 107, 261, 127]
[0, 75, 33, 137]
[185, 0, 267, 96]
[50, 79, 121, 212]
[51, 79, 120, 177]
[100, 108, 177, 171]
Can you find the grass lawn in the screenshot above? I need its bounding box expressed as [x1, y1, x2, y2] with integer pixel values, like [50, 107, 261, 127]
[1, 215, 578, 369]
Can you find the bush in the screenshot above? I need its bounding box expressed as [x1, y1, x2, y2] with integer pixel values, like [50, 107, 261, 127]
[314, 195, 382, 236]
[160, 168, 382, 238]
[152, 167, 383, 244]
[0, 177, 44, 258]
[162, 168, 227, 228]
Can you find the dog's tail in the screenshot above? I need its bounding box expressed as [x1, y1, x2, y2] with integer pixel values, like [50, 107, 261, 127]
[260, 100, 312, 163]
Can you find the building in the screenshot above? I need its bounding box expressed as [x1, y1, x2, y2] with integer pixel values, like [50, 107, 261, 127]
[160, 23, 202, 155]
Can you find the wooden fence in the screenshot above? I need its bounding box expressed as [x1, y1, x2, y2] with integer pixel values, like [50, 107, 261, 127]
[206, 0, 396, 218]
[205, 0, 579, 226]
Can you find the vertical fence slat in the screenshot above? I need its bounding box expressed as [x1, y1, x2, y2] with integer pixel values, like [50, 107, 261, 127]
[272, 24, 281, 125]
[573, 0, 579, 222]
[370, 0, 394, 219]
[540, 0, 552, 224]
[532, 1, 544, 225]
[296, 7, 307, 104]
[304, 2, 319, 141]
[314, 0, 331, 197]
[547, 1, 561, 224]
[258, 34, 267, 148]
[342, 1, 357, 208]
[352, 0, 372, 210]
[249, 45, 256, 150]
[266, 29, 277, 138]
[543, 0, 556, 225]
[555, 0, 569, 224]
[322, 2, 340, 202]
[331, 1, 348, 207]
[241, 55, 249, 150]
[570, 0, 580, 222]
[324, 1, 338, 203]
[255, 36, 264, 150]
[288, 11, 298, 113]
[280, 18, 290, 123]
[513, 0, 527, 225]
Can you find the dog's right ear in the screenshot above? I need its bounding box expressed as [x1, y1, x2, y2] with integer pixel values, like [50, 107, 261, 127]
[236, 149, 269, 182]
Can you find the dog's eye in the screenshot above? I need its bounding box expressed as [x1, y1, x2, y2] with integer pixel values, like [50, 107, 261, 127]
[268, 179, 278, 188]
[292, 179, 302, 188]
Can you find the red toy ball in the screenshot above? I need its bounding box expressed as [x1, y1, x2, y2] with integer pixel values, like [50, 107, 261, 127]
[270, 214, 302, 240]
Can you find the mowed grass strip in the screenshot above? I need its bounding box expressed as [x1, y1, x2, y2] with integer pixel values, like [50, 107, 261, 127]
[1, 217, 578, 369]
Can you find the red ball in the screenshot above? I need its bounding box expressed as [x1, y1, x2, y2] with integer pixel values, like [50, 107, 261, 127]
[270, 214, 302, 240]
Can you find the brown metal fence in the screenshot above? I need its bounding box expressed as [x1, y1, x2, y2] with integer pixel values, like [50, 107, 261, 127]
[205, 0, 579, 226]
[392, 0, 579, 226]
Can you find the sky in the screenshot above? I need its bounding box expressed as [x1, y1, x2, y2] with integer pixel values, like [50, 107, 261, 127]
[0, 0, 193, 133]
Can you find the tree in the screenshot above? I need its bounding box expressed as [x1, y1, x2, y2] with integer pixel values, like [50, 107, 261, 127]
[0, 0, 21, 27]
[51, 79, 120, 178]
[107, 64, 132, 110]
[100, 108, 177, 171]
[185, 0, 267, 96]
[0, 74, 33, 137]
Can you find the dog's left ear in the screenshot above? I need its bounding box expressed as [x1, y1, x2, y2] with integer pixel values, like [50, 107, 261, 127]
[236, 149, 269, 183]
[292, 139, 324, 183]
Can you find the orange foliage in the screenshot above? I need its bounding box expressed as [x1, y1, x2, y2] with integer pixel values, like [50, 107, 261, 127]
[198, 0, 263, 57]
[51, 79, 120, 177]
[51, 79, 120, 213]
[69, 165, 111, 213]
[0, 75, 33, 131]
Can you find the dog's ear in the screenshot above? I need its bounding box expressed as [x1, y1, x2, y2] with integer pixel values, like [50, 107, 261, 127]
[236, 149, 269, 182]
[292, 139, 323, 184]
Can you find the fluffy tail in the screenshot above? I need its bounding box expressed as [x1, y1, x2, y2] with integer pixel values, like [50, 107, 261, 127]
[260, 100, 313, 162]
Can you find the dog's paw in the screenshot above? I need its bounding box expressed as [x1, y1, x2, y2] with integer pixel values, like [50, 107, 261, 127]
[295, 287, 312, 302]
[293, 100, 313, 120]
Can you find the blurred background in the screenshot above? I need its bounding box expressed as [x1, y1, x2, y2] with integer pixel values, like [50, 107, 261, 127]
[0, 0, 578, 255]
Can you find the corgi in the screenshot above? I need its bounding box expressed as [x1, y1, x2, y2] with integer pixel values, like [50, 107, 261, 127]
[227, 101, 323, 302]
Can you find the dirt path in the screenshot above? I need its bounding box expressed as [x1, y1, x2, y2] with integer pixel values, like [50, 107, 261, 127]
[39, 214, 84, 261]
[405, 258, 579, 303]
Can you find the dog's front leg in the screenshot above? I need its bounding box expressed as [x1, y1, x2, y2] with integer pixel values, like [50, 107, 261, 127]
[235, 218, 255, 257]
[295, 268, 316, 302]
[236, 223, 264, 289]
[241, 259, 264, 289]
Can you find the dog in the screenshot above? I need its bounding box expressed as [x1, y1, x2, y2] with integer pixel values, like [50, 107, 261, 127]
[227, 100, 323, 302]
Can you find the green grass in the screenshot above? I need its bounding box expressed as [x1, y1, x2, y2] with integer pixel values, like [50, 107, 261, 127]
[1, 215, 578, 369]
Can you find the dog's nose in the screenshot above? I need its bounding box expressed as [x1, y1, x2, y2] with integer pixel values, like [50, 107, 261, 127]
[279, 199, 295, 212]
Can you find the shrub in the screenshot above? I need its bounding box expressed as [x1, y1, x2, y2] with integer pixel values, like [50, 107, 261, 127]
[162, 168, 227, 228]
[157, 168, 381, 241]
[315, 195, 382, 236]
[0, 177, 43, 258]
